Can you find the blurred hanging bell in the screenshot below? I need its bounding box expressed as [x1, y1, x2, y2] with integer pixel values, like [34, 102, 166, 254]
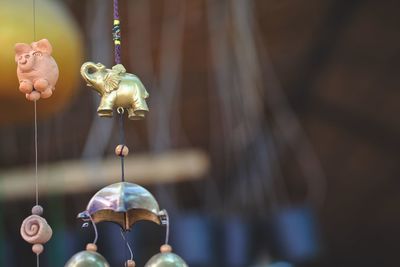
[145, 245, 188, 267]
[78, 182, 161, 231]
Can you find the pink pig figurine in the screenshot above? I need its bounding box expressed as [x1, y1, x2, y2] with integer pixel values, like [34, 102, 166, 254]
[15, 39, 59, 101]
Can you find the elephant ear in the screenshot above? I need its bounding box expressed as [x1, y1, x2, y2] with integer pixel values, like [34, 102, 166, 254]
[104, 71, 121, 93]
[112, 64, 126, 74]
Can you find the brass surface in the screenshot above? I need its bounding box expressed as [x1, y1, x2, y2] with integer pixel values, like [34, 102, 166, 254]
[145, 252, 188, 267]
[80, 62, 149, 120]
[78, 182, 161, 230]
[64, 250, 110, 267]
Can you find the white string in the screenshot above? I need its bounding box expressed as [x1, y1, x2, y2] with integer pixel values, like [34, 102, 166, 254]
[120, 230, 134, 261]
[33, 1, 39, 266]
[34, 100, 38, 206]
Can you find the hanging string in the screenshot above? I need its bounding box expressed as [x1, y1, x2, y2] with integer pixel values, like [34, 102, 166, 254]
[34, 101, 38, 206]
[113, 0, 122, 65]
[117, 108, 126, 182]
[32, 1, 39, 266]
[120, 230, 134, 262]
[81, 213, 99, 244]
[164, 210, 170, 245]
[113, 0, 126, 184]
[33, 0, 36, 40]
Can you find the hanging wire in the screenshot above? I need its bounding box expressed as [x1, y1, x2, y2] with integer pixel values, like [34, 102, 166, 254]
[82, 212, 99, 244]
[120, 230, 134, 262]
[32, 1, 35, 37]
[163, 210, 170, 245]
[34, 100, 38, 206]
[117, 108, 126, 182]
[32, 1, 39, 266]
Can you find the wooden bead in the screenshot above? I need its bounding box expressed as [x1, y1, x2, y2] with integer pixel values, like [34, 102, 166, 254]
[32, 244, 44, 255]
[86, 243, 98, 252]
[125, 260, 135, 267]
[160, 244, 172, 253]
[32, 205, 43, 216]
[115, 145, 129, 157]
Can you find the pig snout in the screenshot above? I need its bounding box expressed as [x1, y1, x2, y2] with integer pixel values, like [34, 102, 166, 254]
[19, 54, 31, 65]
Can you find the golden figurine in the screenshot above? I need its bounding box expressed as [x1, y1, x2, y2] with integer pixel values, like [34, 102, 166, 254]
[81, 62, 149, 120]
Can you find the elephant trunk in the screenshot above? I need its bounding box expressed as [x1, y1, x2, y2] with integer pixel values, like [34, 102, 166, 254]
[80, 62, 105, 94]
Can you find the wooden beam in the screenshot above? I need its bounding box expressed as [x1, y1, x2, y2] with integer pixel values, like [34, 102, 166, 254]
[0, 149, 209, 200]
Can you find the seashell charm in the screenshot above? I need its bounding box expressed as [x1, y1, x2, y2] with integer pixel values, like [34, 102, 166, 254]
[20, 205, 53, 255]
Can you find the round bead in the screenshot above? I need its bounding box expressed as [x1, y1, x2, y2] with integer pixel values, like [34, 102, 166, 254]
[86, 243, 98, 252]
[115, 144, 129, 157]
[160, 244, 172, 253]
[126, 260, 136, 267]
[32, 244, 44, 255]
[32, 205, 43, 216]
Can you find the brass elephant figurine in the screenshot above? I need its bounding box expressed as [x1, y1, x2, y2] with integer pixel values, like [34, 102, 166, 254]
[81, 62, 149, 120]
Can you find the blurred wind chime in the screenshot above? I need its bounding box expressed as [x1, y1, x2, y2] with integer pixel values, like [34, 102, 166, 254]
[16, 0, 188, 266]
[16, 0, 57, 266]
[66, 0, 187, 265]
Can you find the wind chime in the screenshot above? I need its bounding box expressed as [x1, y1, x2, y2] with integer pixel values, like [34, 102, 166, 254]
[16, 1, 188, 266]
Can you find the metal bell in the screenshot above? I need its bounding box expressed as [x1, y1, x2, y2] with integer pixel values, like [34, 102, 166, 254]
[145, 252, 188, 267]
[78, 182, 161, 230]
[64, 250, 110, 267]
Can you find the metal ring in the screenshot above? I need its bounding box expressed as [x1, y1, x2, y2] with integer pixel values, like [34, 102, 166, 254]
[117, 107, 124, 114]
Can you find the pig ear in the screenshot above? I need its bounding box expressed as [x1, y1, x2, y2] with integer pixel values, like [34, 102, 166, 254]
[33, 39, 52, 54]
[14, 43, 31, 61]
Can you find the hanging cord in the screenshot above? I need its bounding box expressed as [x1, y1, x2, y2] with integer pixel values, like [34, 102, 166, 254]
[81, 212, 99, 244]
[33, 0, 36, 40]
[159, 210, 170, 245]
[33, 1, 39, 266]
[34, 101, 39, 206]
[120, 230, 134, 262]
[113, 0, 122, 65]
[117, 108, 126, 182]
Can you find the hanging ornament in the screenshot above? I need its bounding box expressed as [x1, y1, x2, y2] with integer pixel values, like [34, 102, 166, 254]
[80, 62, 149, 120]
[16, 4, 56, 262]
[145, 244, 188, 267]
[77, 182, 162, 231]
[65, 243, 110, 267]
[15, 39, 59, 101]
[20, 205, 52, 255]
[1, 0, 82, 125]
[70, 1, 188, 266]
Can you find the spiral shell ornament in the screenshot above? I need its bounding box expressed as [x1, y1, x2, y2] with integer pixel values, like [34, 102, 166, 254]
[20, 205, 53, 255]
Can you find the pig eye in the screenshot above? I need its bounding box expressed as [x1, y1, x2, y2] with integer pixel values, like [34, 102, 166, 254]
[33, 52, 42, 56]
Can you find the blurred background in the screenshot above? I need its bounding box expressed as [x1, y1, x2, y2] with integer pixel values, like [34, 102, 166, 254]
[0, 0, 399, 266]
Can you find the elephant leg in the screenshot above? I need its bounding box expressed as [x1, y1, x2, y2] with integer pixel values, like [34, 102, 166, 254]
[127, 108, 143, 120]
[97, 94, 115, 117]
[128, 95, 149, 120]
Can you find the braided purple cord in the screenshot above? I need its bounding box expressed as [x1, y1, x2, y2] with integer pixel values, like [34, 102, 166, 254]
[113, 0, 119, 20]
[113, 0, 121, 64]
[115, 44, 121, 65]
